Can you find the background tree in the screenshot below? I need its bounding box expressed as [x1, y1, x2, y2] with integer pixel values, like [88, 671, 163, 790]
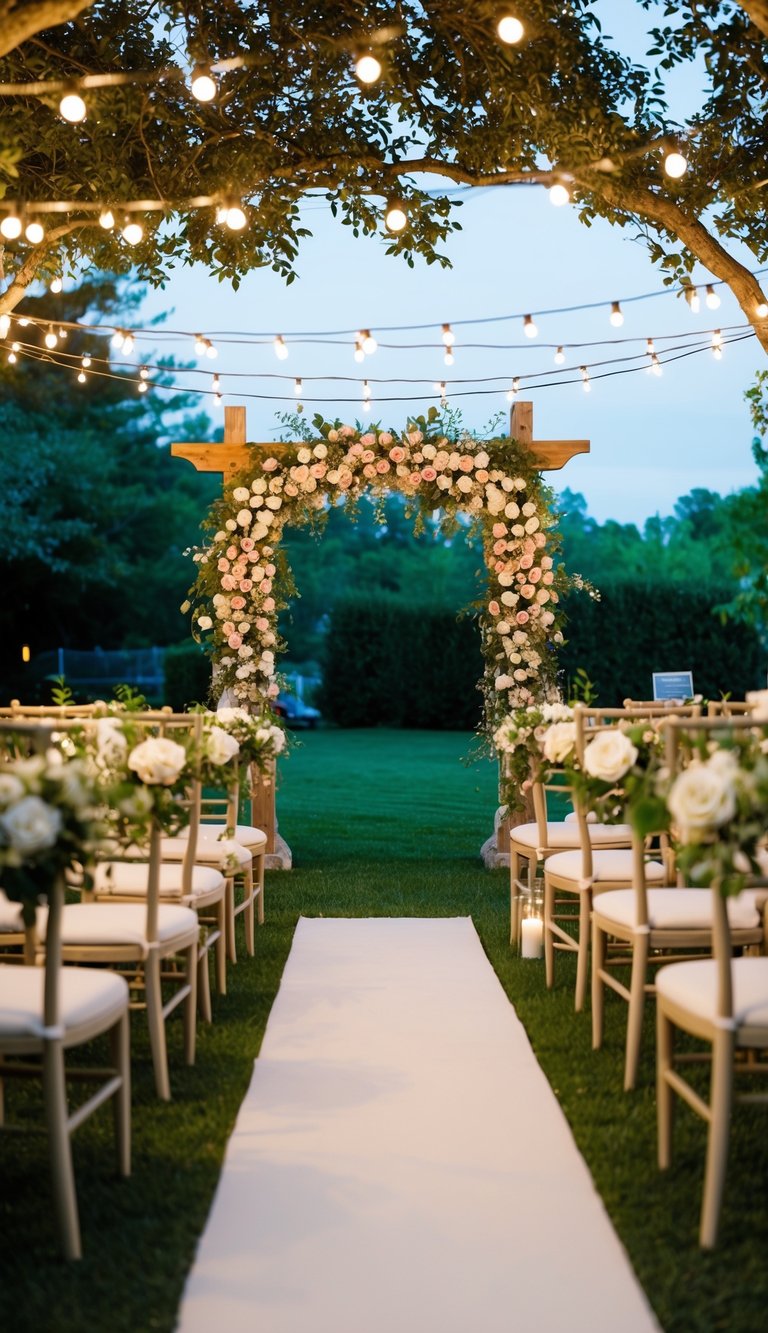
[1, 2, 768, 346]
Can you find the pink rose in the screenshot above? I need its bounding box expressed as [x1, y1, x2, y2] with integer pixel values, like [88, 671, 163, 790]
[360, 432, 376, 447]
[226, 545, 238, 559]
[248, 551, 261, 563]
[363, 463, 377, 478]
[379, 432, 393, 446]
[528, 567, 542, 583]
[222, 622, 235, 636]
[550, 590, 559, 604]
[389, 445, 406, 463]
[310, 462, 327, 478]
[519, 554, 533, 570]
[240, 537, 254, 552]
[338, 474, 352, 489]
[285, 482, 299, 497]
[494, 561, 506, 573]
[534, 532, 547, 547]
[259, 579, 272, 594]
[217, 558, 230, 572]
[492, 523, 507, 538]
[529, 603, 541, 618]
[267, 682, 280, 697]
[231, 595, 246, 610]
[521, 584, 535, 599]
[349, 442, 364, 457]
[488, 600, 500, 616]
[493, 539, 506, 556]
[476, 469, 489, 484]
[524, 539, 536, 555]
[262, 458, 279, 472]
[515, 611, 530, 625]
[327, 429, 339, 442]
[240, 579, 253, 592]
[421, 466, 437, 482]
[292, 464, 309, 483]
[221, 574, 236, 590]
[228, 633, 243, 649]
[412, 452, 423, 465]
[409, 472, 422, 486]
[265, 564, 276, 577]
[408, 430, 423, 445]
[376, 459, 390, 474]
[536, 589, 550, 604]
[361, 449, 375, 464]
[231, 564, 247, 580]
[255, 617, 269, 631]
[542, 571, 554, 585]
[458, 455, 474, 472]
[263, 597, 275, 612]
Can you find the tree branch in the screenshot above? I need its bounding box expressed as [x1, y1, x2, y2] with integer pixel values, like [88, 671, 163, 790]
[0, 221, 87, 315]
[0, 0, 96, 58]
[735, 1, 768, 38]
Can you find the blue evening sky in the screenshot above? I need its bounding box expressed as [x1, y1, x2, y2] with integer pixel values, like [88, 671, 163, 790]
[138, 5, 765, 526]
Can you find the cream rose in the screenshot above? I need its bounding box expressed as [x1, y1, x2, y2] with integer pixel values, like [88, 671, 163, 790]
[667, 763, 737, 833]
[583, 730, 638, 783]
[205, 725, 240, 765]
[541, 721, 577, 765]
[0, 795, 62, 855]
[128, 737, 187, 786]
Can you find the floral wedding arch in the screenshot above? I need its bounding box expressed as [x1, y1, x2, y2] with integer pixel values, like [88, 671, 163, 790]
[185, 410, 570, 743]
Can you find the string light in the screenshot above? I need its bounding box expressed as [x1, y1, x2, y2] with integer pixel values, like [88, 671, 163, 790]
[609, 301, 624, 327]
[705, 284, 721, 310]
[49, 277, 63, 294]
[554, 346, 565, 364]
[711, 329, 723, 358]
[580, 366, 591, 392]
[687, 287, 701, 313]
[0, 212, 22, 239]
[756, 302, 768, 319]
[212, 373, 221, 393]
[122, 219, 144, 245]
[213, 392, 223, 406]
[17, 317, 29, 327]
[273, 335, 289, 360]
[58, 326, 67, 339]
[122, 332, 135, 354]
[384, 200, 408, 233]
[664, 149, 688, 179]
[111, 330, 125, 350]
[646, 337, 655, 355]
[224, 204, 247, 231]
[353, 337, 365, 363]
[194, 334, 207, 356]
[81, 354, 91, 369]
[362, 378, 371, 400]
[190, 68, 217, 102]
[139, 365, 149, 380]
[294, 377, 303, 395]
[441, 324, 455, 347]
[7, 350, 17, 364]
[438, 380, 447, 403]
[549, 183, 570, 207]
[497, 16, 525, 44]
[99, 209, 115, 230]
[11, 341, 20, 352]
[59, 91, 87, 123]
[77, 369, 86, 383]
[523, 314, 538, 338]
[650, 353, 662, 376]
[355, 54, 382, 84]
[25, 220, 44, 244]
[138, 379, 148, 393]
[506, 377, 520, 401]
[361, 329, 378, 355]
[44, 325, 58, 349]
[444, 347, 455, 366]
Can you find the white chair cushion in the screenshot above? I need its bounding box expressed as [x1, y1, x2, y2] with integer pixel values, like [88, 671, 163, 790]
[544, 849, 666, 883]
[38, 902, 198, 949]
[177, 823, 267, 850]
[0, 964, 128, 1039]
[0, 890, 29, 933]
[510, 822, 633, 851]
[160, 837, 253, 869]
[93, 861, 224, 899]
[741, 887, 768, 912]
[593, 887, 760, 932]
[656, 957, 768, 1029]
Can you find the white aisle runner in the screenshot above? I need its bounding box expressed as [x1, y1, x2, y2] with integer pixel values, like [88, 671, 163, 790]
[177, 917, 659, 1333]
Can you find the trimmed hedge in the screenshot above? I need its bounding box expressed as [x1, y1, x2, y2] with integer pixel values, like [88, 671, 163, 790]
[560, 581, 765, 705]
[164, 641, 213, 711]
[318, 596, 484, 729]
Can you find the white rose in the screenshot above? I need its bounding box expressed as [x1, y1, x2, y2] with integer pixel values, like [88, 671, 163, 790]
[92, 717, 128, 766]
[237, 508, 252, 526]
[504, 502, 520, 519]
[524, 516, 540, 533]
[494, 675, 515, 691]
[583, 730, 638, 783]
[233, 486, 250, 503]
[313, 443, 328, 459]
[0, 795, 62, 856]
[422, 443, 437, 459]
[127, 737, 187, 786]
[456, 475, 473, 493]
[668, 764, 737, 833]
[498, 572, 514, 587]
[297, 447, 312, 464]
[514, 477, 526, 490]
[214, 530, 226, 541]
[475, 450, 489, 469]
[746, 689, 768, 721]
[250, 495, 264, 508]
[496, 620, 511, 634]
[270, 725, 286, 753]
[437, 475, 452, 490]
[197, 614, 213, 631]
[501, 591, 517, 607]
[216, 706, 250, 723]
[265, 496, 282, 510]
[541, 721, 577, 765]
[541, 702, 573, 723]
[501, 477, 514, 492]
[522, 501, 537, 517]
[0, 773, 25, 806]
[205, 724, 240, 765]
[225, 519, 237, 531]
[251, 478, 267, 494]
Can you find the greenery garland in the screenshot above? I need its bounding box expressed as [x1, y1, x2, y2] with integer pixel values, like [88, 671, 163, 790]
[184, 408, 573, 741]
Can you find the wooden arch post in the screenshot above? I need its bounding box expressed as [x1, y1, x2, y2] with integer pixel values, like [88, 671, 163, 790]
[172, 403, 589, 871]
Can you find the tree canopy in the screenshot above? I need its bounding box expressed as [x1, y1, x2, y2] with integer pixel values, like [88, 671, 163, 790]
[1, 2, 768, 350]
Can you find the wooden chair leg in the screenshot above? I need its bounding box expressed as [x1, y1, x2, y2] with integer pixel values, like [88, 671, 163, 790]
[544, 874, 555, 990]
[242, 865, 255, 955]
[110, 1012, 131, 1178]
[225, 875, 237, 965]
[42, 1040, 82, 1260]
[624, 934, 649, 1091]
[183, 942, 197, 1067]
[591, 917, 605, 1049]
[510, 851, 521, 945]
[144, 952, 171, 1101]
[700, 1029, 734, 1249]
[254, 850, 265, 927]
[656, 1004, 674, 1170]
[215, 898, 227, 996]
[197, 946, 213, 1023]
[574, 890, 591, 1012]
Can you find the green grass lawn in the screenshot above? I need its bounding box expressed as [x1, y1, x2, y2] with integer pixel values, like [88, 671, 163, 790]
[3, 729, 767, 1332]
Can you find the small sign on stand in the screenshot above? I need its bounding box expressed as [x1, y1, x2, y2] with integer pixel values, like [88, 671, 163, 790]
[652, 670, 694, 703]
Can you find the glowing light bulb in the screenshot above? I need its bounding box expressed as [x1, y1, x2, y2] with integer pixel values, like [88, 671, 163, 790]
[705, 284, 720, 310]
[664, 150, 687, 179]
[549, 183, 569, 207]
[45, 326, 58, 349]
[11, 341, 20, 352]
[0, 212, 22, 240]
[438, 381, 447, 401]
[0, 314, 8, 339]
[362, 379, 371, 400]
[294, 377, 303, 395]
[59, 92, 86, 123]
[17, 318, 29, 327]
[139, 365, 149, 380]
[442, 324, 455, 347]
[581, 367, 591, 393]
[353, 339, 365, 363]
[58, 326, 67, 339]
[554, 346, 565, 365]
[506, 377, 520, 402]
[205, 340, 218, 359]
[122, 332, 135, 354]
[99, 209, 115, 230]
[523, 314, 538, 338]
[609, 301, 624, 327]
[497, 16, 525, 44]
[111, 330, 125, 350]
[122, 220, 144, 245]
[646, 338, 655, 356]
[8, 351, 17, 364]
[77, 370, 86, 383]
[212, 374, 221, 393]
[194, 334, 207, 356]
[225, 205, 247, 230]
[361, 330, 377, 355]
[355, 54, 382, 84]
[191, 69, 217, 103]
[688, 287, 701, 313]
[138, 380, 148, 394]
[50, 276, 63, 294]
[444, 349, 454, 366]
[651, 354, 662, 376]
[756, 303, 768, 319]
[81, 355, 91, 369]
[274, 335, 288, 360]
[384, 200, 407, 232]
[213, 393, 223, 407]
[25, 221, 44, 245]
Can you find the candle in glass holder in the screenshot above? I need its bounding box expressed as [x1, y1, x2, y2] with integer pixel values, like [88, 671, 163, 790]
[521, 915, 543, 959]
